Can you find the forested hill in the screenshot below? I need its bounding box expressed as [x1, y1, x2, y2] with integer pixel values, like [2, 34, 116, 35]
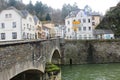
[0, 0, 79, 24]
[96, 2, 120, 37]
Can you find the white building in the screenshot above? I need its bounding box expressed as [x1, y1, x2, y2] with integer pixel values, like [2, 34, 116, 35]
[0, 7, 36, 41]
[93, 29, 114, 39]
[42, 25, 50, 39]
[65, 5, 101, 40]
[54, 25, 65, 38]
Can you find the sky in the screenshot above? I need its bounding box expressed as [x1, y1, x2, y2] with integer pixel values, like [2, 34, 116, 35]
[23, 0, 120, 15]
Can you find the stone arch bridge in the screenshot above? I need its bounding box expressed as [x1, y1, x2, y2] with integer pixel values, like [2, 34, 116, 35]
[0, 38, 64, 80]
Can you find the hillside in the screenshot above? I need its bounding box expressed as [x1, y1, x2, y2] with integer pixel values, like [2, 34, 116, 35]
[96, 2, 120, 38]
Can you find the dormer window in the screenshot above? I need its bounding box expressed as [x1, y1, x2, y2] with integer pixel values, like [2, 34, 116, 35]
[5, 14, 8, 18]
[5, 14, 12, 18]
[9, 14, 12, 18]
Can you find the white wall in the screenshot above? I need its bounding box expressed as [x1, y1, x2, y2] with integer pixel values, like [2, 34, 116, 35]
[0, 10, 22, 41]
[22, 14, 36, 39]
[0, 9, 36, 41]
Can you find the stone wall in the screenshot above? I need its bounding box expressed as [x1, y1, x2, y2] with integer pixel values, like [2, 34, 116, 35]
[62, 40, 120, 64]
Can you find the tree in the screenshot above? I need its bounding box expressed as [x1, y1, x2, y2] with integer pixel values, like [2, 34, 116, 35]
[45, 13, 51, 21]
[0, 0, 7, 11]
[51, 9, 63, 24]
[8, 0, 17, 7]
[26, 0, 35, 14]
[34, 1, 48, 20]
[61, 3, 79, 23]
[96, 2, 120, 38]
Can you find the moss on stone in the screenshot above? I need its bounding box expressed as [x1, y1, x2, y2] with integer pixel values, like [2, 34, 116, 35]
[45, 63, 60, 72]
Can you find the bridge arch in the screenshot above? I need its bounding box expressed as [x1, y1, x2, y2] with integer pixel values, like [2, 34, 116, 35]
[0, 59, 45, 80]
[10, 69, 44, 80]
[49, 47, 61, 64]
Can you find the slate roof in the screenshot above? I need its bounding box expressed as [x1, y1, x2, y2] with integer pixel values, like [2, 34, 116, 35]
[65, 9, 81, 19]
[65, 7, 101, 19]
[33, 15, 39, 25]
[91, 12, 101, 16]
[93, 29, 114, 35]
[6, 6, 29, 18]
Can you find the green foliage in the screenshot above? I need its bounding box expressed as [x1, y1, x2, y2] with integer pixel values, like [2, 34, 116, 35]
[0, 0, 7, 11]
[45, 13, 51, 21]
[8, 0, 17, 7]
[97, 2, 120, 38]
[62, 3, 79, 22]
[45, 63, 60, 72]
[26, 0, 35, 15]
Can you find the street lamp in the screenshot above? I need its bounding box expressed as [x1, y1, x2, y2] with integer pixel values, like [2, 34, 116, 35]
[72, 20, 80, 39]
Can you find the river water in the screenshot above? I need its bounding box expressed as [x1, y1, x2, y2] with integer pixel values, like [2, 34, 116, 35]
[61, 63, 120, 80]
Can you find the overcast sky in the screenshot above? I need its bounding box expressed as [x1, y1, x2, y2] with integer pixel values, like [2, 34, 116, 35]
[23, 0, 120, 15]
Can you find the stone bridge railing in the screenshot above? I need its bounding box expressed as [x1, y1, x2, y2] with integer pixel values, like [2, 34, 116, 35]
[0, 38, 62, 80]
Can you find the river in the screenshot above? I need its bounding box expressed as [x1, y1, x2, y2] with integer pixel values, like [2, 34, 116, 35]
[61, 63, 120, 80]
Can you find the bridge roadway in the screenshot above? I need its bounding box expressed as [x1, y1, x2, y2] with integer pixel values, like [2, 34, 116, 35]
[0, 38, 63, 80]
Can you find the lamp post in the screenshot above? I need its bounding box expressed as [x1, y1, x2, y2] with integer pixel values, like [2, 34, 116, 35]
[72, 20, 80, 39]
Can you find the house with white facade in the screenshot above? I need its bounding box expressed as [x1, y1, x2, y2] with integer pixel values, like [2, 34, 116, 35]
[93, 29, 114, 39]
[0, 7, 36, 41]
[42, 25, 50, 39]
[54, 25, 65, 38]
[65, 5, 101, 40]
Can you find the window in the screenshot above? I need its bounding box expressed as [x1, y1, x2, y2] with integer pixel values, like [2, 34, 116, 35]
[89, 26, 91, 30]
[83, 19, 86, 23]
[92, 22, 95, 26]
[5, 14, 8, 18]
[13, 22, 16, 28]
[5, 14, 12, 18]
[9, 14, 12, 18]
[67, 21, 70, 25]
[79, 27, 81, 31]
[92, 16, 95, 20]
[1, 33, 5, 40]
[88, 19, 90, 23]
[68, 28, 70, 32]
[23, 32, 25, 39]
[78, 19, 81, 23]
[83, 27, 86, 31]
[27, 33, 29, 39]
[12, 32, 17, 39]
[27, 24, 29, 28]
[1, 23, 5, 29]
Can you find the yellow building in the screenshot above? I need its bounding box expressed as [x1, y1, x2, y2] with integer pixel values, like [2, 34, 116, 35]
[92, 15, 102, 29]
[43, 21, 56, 38]
[34, 16, 43, 39]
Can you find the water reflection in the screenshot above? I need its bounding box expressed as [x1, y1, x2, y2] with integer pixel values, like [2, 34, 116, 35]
[62, 63, 120, 80]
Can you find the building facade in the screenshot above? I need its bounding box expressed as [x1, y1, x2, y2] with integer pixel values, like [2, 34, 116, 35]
[93, 29, 114, 39]
[54, 25, 65, 38]
[65, 5, 101, 40]
[0, 7, 36, 41]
